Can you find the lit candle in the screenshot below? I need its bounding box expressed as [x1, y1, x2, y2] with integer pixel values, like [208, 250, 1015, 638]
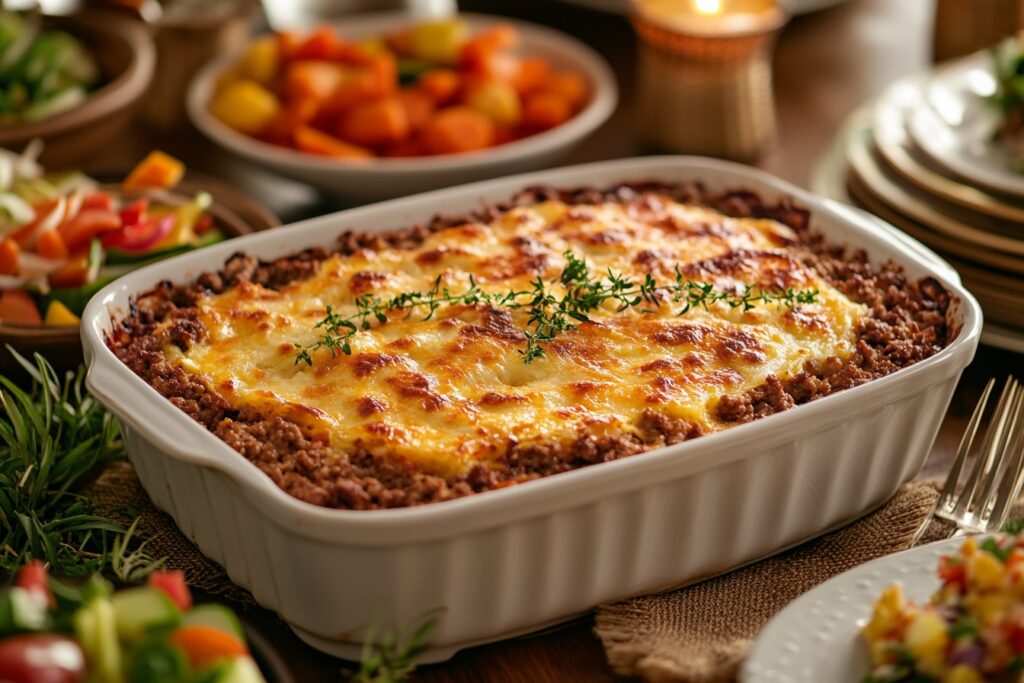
[630, 0, 787, 162]
[633, 0, 785, 38]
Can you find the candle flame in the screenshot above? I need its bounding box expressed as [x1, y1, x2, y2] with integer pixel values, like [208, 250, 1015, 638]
[693, 0, 722, 14]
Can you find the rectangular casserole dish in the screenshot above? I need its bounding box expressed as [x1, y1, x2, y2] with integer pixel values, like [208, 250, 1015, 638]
[81, 157, 982, 662]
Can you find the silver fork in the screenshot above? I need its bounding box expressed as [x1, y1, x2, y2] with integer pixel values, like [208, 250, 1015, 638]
[908, 376, 1024, 547]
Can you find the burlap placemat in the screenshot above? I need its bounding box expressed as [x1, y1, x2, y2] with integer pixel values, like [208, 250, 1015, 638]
[86, 461, 254, 605]
[594, 481, 962, 683]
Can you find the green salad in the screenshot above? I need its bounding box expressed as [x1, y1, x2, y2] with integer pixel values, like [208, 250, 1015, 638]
[991, 37, 1024, 173]
[0, 11, 100, 126]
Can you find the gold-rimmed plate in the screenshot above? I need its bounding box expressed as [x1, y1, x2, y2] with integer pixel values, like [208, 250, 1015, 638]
[872, 76, 1024, 223]
[846, 126, 1024, 257]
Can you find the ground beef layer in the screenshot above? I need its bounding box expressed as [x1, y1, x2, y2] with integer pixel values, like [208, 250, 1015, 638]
[107, 184, 953, 510]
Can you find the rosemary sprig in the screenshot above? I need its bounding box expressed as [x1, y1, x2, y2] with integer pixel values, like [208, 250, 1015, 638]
[347, 614, 440, 683]
[296, 251, 820, 367]
[0, 348, 159, 578]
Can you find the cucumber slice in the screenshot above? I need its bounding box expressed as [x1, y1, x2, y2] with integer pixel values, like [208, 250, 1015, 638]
[73, 597, 123, 683]
[182, 604, 245, 640]
[212, 656, 268, 683]
[111, 587, 181, 642]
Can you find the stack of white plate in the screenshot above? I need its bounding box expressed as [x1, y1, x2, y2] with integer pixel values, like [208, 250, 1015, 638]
[813, 50, 1024, 354]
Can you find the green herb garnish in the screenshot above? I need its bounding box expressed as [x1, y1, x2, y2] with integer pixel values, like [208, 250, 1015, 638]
[0, 349, 158, 578]
[348, 614, 439, 683]
[296, 250, 820, 367]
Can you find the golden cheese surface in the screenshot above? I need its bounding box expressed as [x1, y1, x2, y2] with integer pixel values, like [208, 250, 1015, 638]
[170, 197, 867, 477]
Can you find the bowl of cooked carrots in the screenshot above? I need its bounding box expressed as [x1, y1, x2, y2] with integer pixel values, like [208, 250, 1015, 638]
[187, 13, 617, 202]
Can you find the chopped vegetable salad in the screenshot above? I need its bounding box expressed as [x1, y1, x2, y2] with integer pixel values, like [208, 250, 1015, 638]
[0, 145, 223, 327]
[0, 561, 268, 683]
[863, 533, 1024, 682]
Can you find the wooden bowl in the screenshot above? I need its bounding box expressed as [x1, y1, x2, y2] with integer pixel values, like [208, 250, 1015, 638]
[0, 176, 280, 374]
[0, 10, 156, 168]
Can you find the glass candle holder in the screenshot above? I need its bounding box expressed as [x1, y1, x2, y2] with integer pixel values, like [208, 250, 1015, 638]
[933, 0, 1023, 62]
[631, 0, 787, 163]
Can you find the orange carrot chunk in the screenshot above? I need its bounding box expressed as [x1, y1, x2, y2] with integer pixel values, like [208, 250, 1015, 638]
[336, 96, 410, 148]
[284, 61, 345, 102]
[397, 89, 435, 132]
[511, 57, 551, 95]
[522, 91, 572, 130]
[170, 625, 248, 670]
[294, 126, 373, 159]
[540, 71, 589, 111]
[421, 106, 495, 155]
[0, 289, 41, 325]
[418, 69, 460, 104]
[0, 238, 19, 275]
[36, 230, 68, 261]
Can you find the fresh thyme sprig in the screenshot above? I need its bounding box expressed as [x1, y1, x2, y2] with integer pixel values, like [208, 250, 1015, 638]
[295, 251, 820, 366]
[0, 348, 160, 578]
[346, 614, 440, 683]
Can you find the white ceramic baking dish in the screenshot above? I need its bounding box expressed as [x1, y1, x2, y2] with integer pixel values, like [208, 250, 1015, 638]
[81, 157, 982, 662]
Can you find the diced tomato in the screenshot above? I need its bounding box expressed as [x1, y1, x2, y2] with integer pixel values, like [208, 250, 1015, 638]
[36, 230, 69, 261]
[938, 555, 966, 590]
[0, 238, 20, 275]
[276, 31, 303, 64]
[103, 214, 176, 253]
[0, 289, 42, 325]
[118, 198, 149, 228]
[49, 252, 90, 289]
[294, 26, 341, 61]
[333, 41, 371, 65]
[170, 625, 248, 669]
[16, 561, 53, 608]
[194, 214, 215, 236]
[148, 570, 193, 611]
[81, 191, 115, 212]
[58, 210, 121, 252]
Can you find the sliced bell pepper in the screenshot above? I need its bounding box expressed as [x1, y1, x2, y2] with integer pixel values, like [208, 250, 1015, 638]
[102, 214, 176, 254]
[117, 197, 149, 230]
[123, 151, 186, 191]
[43, 300, 79, 326]
[170, 625, 248, 669]
[49, 240, 101, 289]
[81, 191, 115, 212]
[58, 209, 120, 252]
[0, 289, 42, 325]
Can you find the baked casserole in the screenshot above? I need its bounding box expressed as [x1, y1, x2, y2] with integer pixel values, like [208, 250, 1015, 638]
[108, 183, 952, 510]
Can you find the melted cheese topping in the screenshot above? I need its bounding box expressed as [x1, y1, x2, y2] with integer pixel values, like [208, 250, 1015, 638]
[171, 197, 867, 477]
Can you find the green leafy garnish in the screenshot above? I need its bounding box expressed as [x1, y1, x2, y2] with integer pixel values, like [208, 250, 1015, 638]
[296, 250, 820, 367]
[0, 348, 158, 578]
[348, 615, 439, 683]
[981, 537, 1013, 563]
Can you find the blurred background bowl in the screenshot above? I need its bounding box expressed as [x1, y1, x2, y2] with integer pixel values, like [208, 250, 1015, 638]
[0, 9, 156, 168]
[187, 12, 618, 203]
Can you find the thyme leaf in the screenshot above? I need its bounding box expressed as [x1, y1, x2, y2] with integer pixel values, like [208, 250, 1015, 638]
[296, 251, 820, 367]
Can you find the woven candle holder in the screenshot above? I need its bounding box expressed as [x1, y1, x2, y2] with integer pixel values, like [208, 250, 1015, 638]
[631, 3, 786, 163]
[933, 0, 1023, 62]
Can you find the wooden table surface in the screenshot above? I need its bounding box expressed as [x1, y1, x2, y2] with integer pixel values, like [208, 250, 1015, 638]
[96, 0, 1024, 680]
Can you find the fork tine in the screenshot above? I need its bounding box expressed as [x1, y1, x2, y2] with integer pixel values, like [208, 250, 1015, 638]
[952, 377, 1017, 521]
[936, 377, 996, 512]
[972, 380, 1022, 524]
[909, 378, 997, 547]
[986, 381, 1024, 529]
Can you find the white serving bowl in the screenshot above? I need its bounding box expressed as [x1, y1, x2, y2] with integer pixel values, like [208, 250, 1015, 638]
[187, 12, 618, 202]
[82, 157, 980, 662]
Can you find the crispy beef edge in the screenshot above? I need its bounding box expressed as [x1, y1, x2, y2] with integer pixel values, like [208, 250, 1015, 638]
[105, 183, 953, 511]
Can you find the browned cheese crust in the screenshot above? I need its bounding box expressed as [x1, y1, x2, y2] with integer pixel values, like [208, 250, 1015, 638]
[106, 184, 952, 510]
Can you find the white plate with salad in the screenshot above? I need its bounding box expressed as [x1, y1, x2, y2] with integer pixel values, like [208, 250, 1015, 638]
[908, 44, 1024, 199]
[744, 531, 1024, 683]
